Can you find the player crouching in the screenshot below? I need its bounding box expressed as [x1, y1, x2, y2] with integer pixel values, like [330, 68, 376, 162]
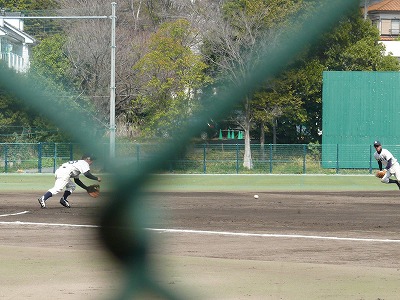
[37, 154, 101, 208]
[373, 141, 400, 190]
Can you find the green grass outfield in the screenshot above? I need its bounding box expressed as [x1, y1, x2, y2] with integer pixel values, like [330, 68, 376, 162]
[0, 173, 388, 192]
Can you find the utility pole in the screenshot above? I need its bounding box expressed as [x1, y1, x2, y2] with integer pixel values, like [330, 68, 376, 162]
[364, 0, 368, 20]
[110, 2, 116, 159]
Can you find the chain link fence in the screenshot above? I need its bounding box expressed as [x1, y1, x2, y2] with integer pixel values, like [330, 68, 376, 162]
[0, 142, 382, 174]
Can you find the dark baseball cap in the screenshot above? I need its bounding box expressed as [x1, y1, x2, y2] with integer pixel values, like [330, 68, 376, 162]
[82, 153, 96, 160]
[373, 141, 381, 147]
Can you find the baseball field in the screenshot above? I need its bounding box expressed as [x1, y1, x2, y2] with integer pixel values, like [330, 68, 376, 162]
[1, 174, 400, 299]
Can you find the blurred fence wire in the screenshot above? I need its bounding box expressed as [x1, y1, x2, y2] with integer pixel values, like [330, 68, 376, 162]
[0, 1, 359, 299]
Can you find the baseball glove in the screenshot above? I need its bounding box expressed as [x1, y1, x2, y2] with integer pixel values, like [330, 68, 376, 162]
[86, 184, 100, 198]
[375, 170, 386, 179]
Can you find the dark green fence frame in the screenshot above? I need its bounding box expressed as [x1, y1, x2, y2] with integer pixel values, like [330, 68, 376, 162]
[0, 142, 381, 174]
[0, 142, 75, 173]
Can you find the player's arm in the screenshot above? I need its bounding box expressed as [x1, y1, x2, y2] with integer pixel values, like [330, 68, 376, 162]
[83, 171, 101, 182]
[386, 158, 393, 170]
[378, 161, 383, 171]
[74, 178, 88, 190]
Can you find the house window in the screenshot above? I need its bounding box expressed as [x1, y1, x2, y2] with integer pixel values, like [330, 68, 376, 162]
[381, 19, 391, 35]
[391, 19, 400, 35]
[381, 19, 400, 35]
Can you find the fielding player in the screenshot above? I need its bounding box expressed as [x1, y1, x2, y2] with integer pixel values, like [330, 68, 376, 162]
[373, 141, 400, 190]
[37, 154, 101, 208]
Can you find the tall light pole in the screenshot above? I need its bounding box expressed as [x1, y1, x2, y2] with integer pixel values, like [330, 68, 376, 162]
[110, 2, 117, 159]
[3, 5, 117, 159]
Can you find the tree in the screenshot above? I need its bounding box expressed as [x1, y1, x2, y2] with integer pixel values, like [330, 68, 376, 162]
[0, 0, 61, 40]
[272, 9, 400, 144]
[29, 32, 95, 110]
[55, 0, 173, 137]
[201, 0, 307, 169]
[266, 59, 325, 144]
[0, 0, 66, 142]
[209, 3, 400, 149]
[0, 67, 72, 143]
[253, 80, 306, 146]
[316, 9, 399, 72]
[0, 0, 57, 10]
[0, 87, 32, 142]
[132, 19, 212, 137]
[30, 34, 71, 85]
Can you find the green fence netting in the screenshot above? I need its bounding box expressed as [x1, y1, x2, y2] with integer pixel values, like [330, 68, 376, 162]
[0, 1, 359, 299]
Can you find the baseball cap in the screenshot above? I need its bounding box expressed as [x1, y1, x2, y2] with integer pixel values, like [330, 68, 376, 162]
[82, 153, 96, 160]
[373, 141, 381, 147]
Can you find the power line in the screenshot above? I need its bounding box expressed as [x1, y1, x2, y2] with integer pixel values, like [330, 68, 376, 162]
[0, 15, 109, 20]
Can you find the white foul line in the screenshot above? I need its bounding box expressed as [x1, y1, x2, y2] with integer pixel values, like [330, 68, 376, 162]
[0, 221, 399, 243]
[0, 221, 98, 228]
[0, 211, 30, 217]
[147, 228, 400, 243]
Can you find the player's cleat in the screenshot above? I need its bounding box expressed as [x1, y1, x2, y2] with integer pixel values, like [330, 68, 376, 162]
[59, 197, 70, 208]
[38, 197, 46, 209]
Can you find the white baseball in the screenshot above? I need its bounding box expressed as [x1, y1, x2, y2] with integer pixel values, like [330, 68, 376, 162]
[254, 194, 259, 199]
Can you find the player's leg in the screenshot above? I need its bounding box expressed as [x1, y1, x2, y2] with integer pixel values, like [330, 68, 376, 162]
[62, 180, 76, 200]
[38, 172, 69, 208]
[379, 171, 400, 188]
[387, 178, 400, 188]
[59, 180, 76, 208]
[391, 165, 400, 190]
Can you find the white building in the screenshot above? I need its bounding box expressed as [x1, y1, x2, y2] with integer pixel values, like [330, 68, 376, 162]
[0, 11, 36, 72]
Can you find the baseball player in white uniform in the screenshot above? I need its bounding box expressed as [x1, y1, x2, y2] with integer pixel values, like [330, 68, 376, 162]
[373, 141, 400, 189]
[37, 154, 101, 208]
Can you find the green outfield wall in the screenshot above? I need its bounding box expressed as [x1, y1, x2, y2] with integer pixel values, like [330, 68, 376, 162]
[322, 71, 400, 168]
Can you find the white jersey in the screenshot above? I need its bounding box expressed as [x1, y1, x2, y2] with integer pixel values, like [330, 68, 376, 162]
[374, 148, 398, 169]
[60, 160, 90, 178]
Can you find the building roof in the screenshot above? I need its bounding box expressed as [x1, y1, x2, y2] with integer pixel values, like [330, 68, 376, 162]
[3, 21, 36, 44]
[368, 0, 400, 12]
[0, 24, 24, 42]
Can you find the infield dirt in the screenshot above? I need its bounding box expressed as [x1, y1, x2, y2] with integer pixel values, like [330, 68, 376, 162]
[1, 190, 400, 299]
